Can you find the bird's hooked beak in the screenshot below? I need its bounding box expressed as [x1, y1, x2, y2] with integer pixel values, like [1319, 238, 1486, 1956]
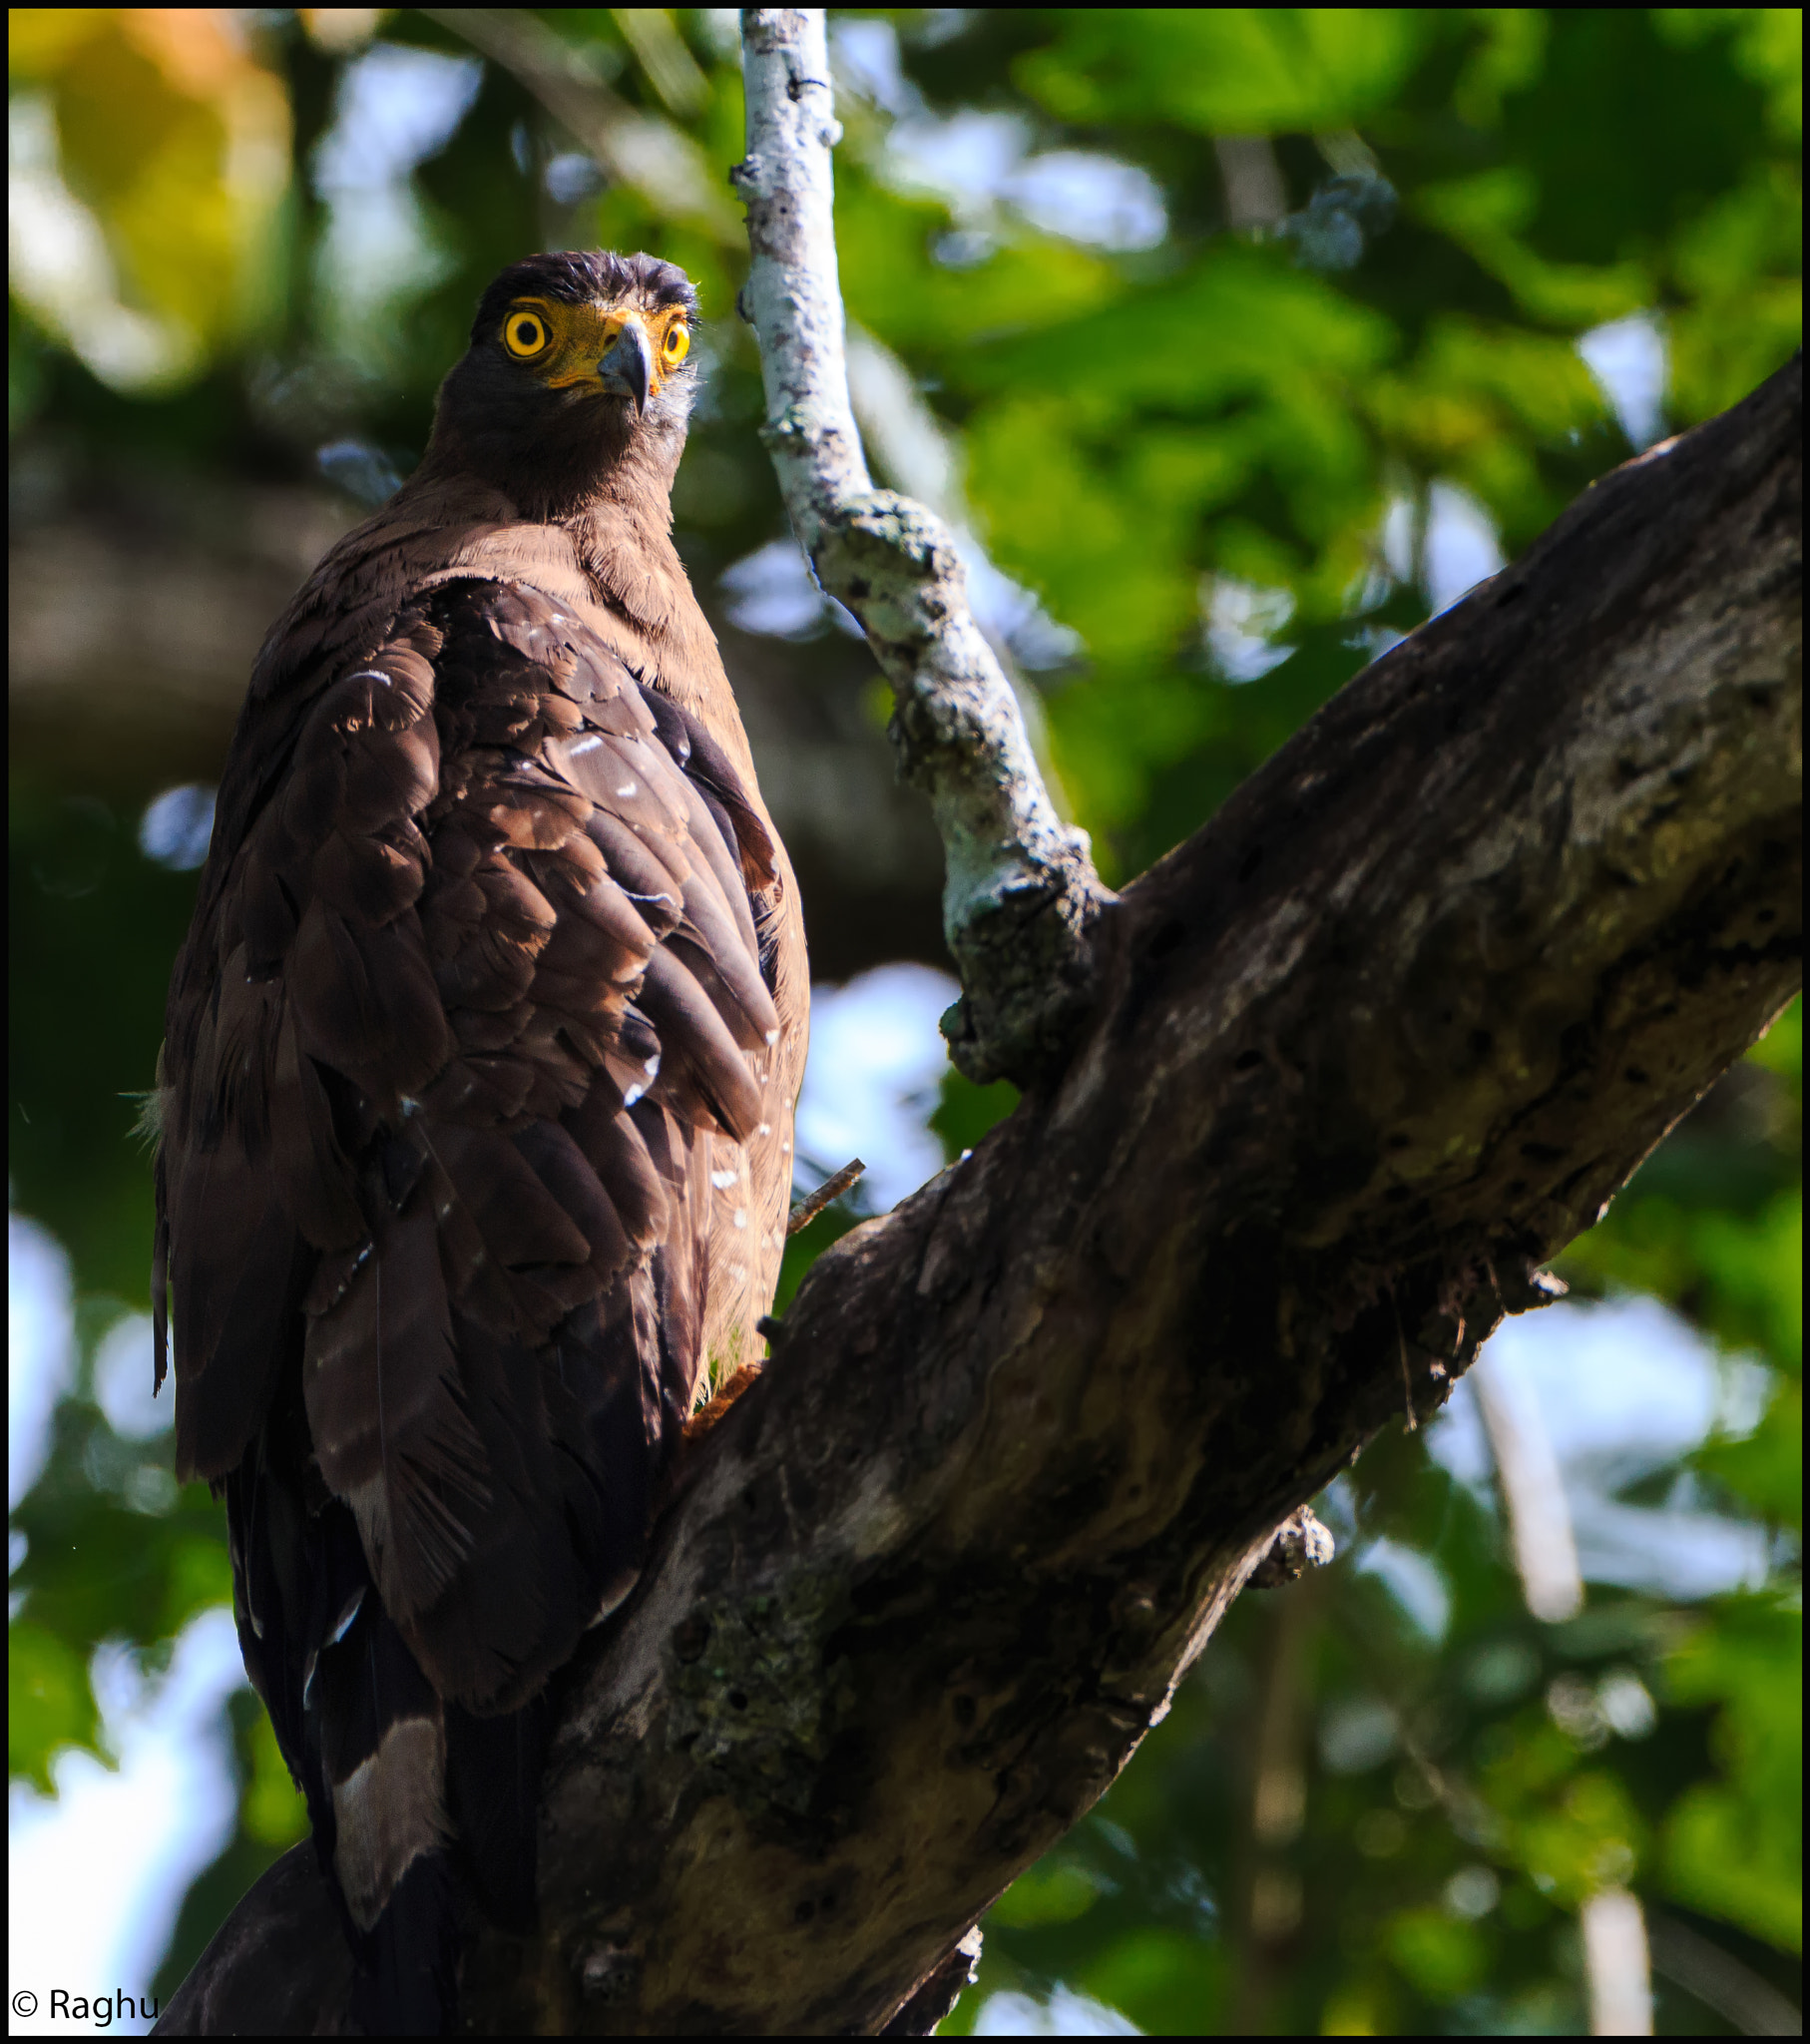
[596, 314, 655, 415]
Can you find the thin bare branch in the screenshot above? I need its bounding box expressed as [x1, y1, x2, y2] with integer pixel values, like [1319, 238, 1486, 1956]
[787, 1156, 866, 1236]
[732, 7, 1115, 1086]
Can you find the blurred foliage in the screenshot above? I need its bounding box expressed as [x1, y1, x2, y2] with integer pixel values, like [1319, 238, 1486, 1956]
[8, 9, 289, 390]
[7, 6, 1800, 2031]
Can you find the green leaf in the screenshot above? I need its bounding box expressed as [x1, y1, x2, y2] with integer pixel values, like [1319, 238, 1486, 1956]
[1383, 1904, 1490, 2002]
[9, 1620, 101, 1792]
[1014, 8, 1433, 134]
[989, 1856, 1105, 1929]
[929, 1070, 1019, 1165]
[1076, 1925, 1228, 2035]
[1660, 1594, 1803, 1954]
[1697, 1376, 1803, 1530]
[241, 1707, 308, 1849]
[835, 172, 1119, 353]
[1694, 1191, 1803, 1373]
[10, 9, 290, 387]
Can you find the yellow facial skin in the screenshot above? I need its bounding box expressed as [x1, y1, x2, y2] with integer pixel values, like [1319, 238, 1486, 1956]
[499, 296, 690, 395]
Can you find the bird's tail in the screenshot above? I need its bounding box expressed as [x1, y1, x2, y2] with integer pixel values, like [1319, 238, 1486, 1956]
[308, 1594, 462, 2034]
[228, 1451, 549, 2034]
[309, 1582, 554, 2031]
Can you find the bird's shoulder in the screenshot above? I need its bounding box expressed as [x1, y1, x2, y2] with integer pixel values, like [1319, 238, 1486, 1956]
[247, 477, 591, 707]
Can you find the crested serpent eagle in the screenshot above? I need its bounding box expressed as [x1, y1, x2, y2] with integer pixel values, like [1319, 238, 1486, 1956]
[151, 250, 810, 2030]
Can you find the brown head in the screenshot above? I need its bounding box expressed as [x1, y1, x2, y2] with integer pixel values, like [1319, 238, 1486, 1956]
[421, 250, 700, 518]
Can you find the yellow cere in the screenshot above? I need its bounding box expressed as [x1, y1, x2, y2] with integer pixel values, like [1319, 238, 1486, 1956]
[500, 297, 690, 388]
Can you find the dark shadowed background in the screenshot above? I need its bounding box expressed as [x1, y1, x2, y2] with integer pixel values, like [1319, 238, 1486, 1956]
[9, 9, 1800, 2034]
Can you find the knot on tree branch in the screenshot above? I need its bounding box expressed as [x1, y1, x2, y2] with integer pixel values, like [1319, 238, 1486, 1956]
[811, 490, 958, 656]
[939, 857, 1117, 1087]
[1248, 1506, 1338, 1588]
[818, 487, 951, 585]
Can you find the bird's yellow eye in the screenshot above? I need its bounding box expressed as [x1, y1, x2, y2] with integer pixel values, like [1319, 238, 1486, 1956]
[503, 309, 549, 357]
[663, 322, 689, 365]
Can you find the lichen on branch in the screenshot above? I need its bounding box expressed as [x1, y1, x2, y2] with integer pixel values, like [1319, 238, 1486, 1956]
[733, 6, 1114, 1084]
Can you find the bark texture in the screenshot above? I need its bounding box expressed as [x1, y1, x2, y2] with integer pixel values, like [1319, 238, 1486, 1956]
[158, 353, 1801, 2036]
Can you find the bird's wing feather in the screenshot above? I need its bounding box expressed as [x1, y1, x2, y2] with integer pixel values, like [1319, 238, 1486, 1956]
[161, 574, 781, 1711]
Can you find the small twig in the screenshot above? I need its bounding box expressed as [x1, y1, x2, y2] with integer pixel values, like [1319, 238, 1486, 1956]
[1247, 1506, 1336, 1588]
[1391, 1285, 1418, 1431]
[787, 1157, 865, 1236]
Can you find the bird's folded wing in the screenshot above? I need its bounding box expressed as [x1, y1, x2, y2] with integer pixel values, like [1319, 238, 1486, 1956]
[161, 576, 780, 1708]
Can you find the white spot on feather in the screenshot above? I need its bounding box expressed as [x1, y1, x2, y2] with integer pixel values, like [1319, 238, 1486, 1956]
[764, 1028, 779, 1045]
[710, 1169, 738, 1190]
[756, 1122, 772, 1136]
[569, 735, 603, 757]
[644, 1053, 661, 1077]
[590, 1565, 641, 1626]
[331, 1719, 453, 1934]
[617, 780, 638, 798]
[624, 1082, 646, 1108]
[303, 1588, 366, 1710]
[728, 1263, 748, 1282]
[732, 1209, 747, 1229]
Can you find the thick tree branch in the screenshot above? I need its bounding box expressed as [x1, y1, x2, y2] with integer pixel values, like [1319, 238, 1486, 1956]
[732, 7, 1113, 1086]
[160, 351, 1801, 2035]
